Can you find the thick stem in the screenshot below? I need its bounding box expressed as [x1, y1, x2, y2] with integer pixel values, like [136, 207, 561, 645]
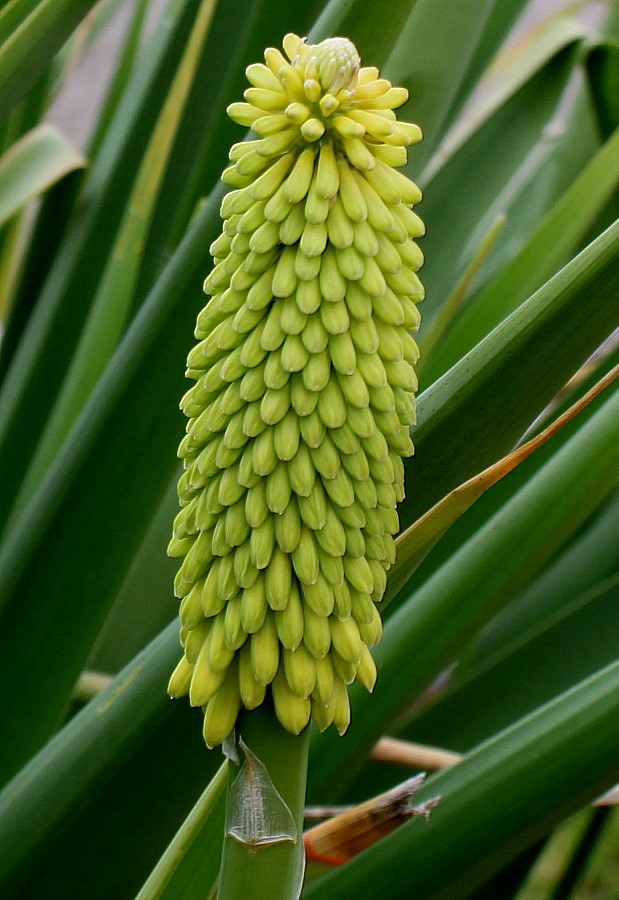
[217, 705, 310, 900]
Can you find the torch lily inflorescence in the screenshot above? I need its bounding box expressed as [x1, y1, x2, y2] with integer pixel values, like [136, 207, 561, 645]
[168, 33, 424, 748]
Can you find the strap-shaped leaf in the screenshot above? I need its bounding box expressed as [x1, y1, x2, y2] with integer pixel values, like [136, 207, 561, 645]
[304, 658, 619, 899]
[0, 0, 98, 122]
[0, 124, 84, 230]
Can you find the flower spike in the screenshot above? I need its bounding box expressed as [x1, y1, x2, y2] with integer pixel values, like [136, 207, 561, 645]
[169, 34, 424, 747]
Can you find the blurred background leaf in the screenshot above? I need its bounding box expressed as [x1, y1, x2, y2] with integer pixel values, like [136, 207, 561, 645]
[0, 2, 616, 898]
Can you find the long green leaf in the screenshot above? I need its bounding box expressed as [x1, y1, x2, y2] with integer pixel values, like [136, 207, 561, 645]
[442, 0, 540, 132]
[304, 659, 619, 899]
[0, 123, 84, 231]
[135, 761, 228, 900]
[389, 365, 618, 599]
[385, 0, 497, 174]
[400, 218, 619, 525]
[484, 489, 619, 656]
[402, 344, 619, 599]
[0, 1, 41, 44]
[418, 46, 593, 325]
[10, 0, 218, 510]
[0, 622, 218, 899]
[425, 124, 619, 381]
[87, 0, 151, 159]
[400, 572, 619, 752]
[0, 0, 199, 523]
[424, 14, 588, 183]
[0, 0, 98, 122]
[88, 473, 179, 673]
[308, 382, 619, 798]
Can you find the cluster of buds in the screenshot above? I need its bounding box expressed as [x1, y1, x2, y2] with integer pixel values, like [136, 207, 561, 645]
[168, 33, 424, 748]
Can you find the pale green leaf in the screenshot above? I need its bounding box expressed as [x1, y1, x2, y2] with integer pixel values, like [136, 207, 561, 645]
[0, 123, 84, 230]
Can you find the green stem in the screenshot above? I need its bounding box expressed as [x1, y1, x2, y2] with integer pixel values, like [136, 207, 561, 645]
[217, 705, 310, 900]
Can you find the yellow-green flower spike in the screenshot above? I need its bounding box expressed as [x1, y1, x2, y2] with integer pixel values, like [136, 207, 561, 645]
[168, 33, 424, 748]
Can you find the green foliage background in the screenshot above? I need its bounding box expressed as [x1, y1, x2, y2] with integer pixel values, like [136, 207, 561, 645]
[0, 0, 617, 897]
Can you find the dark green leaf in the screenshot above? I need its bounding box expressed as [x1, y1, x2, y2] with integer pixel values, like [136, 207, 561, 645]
[304, 659, 619, 899]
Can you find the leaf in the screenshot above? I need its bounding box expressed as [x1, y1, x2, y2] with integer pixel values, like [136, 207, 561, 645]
[424, 14, 588, 182]
[0, 0, 200, 523]
[401, 217, 619, 526]
[482, 488, 619, 657]
[416, 213, 506, 367]
[402, 343, 619, 600]
[384, 0, 505, 174]
[399, 573, 619, 753]
[10, 0, 218, 510]
[135, 762, 228, 900]
[304, 659, 619, 899]
[0, 622, 217, 899]
[388, 363, 619, 600]
[424, 124, 619, 381]
[417, 46, 590, 325]
[0, 0, 99, 122]
[0, 123, 84, 230]
[87, 473, 179, 673]
[442, 0, 542, 132]
[308, 380, 619, 799]
[88, 0, 151, 159]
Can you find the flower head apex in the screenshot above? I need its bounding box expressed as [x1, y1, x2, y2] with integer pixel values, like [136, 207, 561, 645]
[293, 36, 360, 94]
[224, 33, 422, 178]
